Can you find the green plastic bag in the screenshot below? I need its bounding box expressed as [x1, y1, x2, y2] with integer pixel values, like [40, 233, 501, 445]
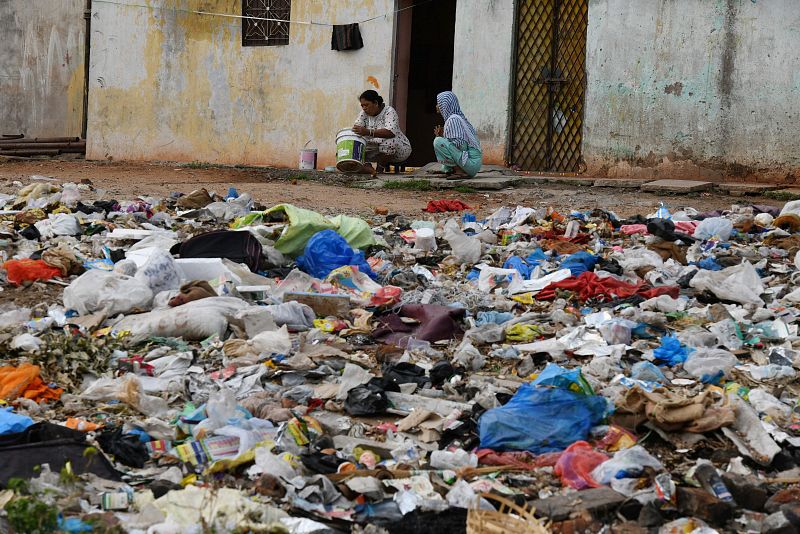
[232, 204, 376, 257]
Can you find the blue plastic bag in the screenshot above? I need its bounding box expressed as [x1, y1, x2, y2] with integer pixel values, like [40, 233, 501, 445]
[478, 384, 608, 453]
[653, 335, 692, 366]
[532, 363, 594, 395]
[475, 311, 515, 326]
[560, 251, 598, 277]
[0, 407, 33, 435]
[503, 256, 531, 279]
[525, 248, 547, 266]
[694, 257, 722, 271]
[297, 230, 376, 280]
[59, 516, 94, 533]
[630, 361, 666, 383]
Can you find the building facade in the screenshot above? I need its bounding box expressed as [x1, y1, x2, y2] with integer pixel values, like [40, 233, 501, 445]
[3, 0, 800, 177]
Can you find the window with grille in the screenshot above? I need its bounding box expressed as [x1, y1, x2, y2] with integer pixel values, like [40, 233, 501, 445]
[242, 0, 291, 46]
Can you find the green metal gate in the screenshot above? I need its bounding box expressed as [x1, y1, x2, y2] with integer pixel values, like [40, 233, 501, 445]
[510, 0, 588, 172]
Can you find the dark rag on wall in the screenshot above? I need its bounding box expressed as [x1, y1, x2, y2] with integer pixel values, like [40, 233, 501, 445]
[331, 23, 364, 51]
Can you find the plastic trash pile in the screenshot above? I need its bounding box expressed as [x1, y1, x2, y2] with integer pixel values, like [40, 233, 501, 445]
[2, 179, 800, 533]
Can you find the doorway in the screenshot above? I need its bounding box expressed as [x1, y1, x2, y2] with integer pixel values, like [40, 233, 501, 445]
[393, 0, 457, 167]
[510, 0, 588, 172]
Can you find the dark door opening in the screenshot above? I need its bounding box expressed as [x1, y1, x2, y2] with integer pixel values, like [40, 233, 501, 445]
[393, 0, 457, 167]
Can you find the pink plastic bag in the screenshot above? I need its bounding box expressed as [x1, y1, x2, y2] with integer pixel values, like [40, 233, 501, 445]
[554, 441, 609, 489]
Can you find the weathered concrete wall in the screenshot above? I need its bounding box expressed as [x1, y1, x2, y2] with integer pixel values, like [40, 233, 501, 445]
[0, 1, 86, 138]
[584, 0, 800, 179]
[86, 0, 395, 168]
[452, 0, 515, 165]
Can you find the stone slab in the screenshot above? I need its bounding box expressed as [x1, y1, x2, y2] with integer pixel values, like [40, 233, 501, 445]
[593, 178, 650, 188]
[716, 182, 779, 194]
[545, 176, 596, 186]
[529, 488, 627, 521]
[516, 176, 594, 187]
[457, 176, 518, 190]
[413, 162, 521, 177]
[641, 179, 714, 192]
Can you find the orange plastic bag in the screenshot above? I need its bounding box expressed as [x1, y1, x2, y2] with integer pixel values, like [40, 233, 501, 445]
[3, 259, 61, 285]
[554, 440, 608, 490]
[65, 418, 102, 432]
[0, 363, 63, 403]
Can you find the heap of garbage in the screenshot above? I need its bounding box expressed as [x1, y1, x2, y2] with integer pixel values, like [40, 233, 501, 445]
[1, 176, 800, 534]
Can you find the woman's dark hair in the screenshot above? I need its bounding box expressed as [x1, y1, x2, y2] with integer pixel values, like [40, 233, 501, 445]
[359, 90, 384, 106]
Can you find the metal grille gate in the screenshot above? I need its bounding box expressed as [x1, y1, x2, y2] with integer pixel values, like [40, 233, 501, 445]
[510, 0, 588, 172]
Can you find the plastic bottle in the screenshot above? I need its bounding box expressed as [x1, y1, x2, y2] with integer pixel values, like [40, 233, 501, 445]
[693, 462, 733, 502]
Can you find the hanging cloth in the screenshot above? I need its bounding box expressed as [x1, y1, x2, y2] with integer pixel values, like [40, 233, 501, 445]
[331, 23, 364, 51]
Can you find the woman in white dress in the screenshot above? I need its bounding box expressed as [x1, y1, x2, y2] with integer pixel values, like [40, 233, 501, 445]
[352, 90, 412, 175]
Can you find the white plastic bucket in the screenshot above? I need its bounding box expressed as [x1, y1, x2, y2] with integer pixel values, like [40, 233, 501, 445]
[335, 129, 366, 173]
[413, 227, 437, 252]
[299, 148, 317, 170]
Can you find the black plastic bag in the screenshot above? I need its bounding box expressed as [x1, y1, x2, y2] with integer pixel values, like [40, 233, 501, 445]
[345, 383, 388, 416]
[430, 361, 457, 387]
[382, 362, 430, 388]
[0, 423, 120, 486]
[97, 427, 149, 468]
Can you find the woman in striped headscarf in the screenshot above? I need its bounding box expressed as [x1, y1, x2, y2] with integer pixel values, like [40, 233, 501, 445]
[432, 91, 482, 178]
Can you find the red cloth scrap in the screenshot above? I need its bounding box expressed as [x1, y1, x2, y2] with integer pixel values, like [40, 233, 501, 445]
[537, 271, 679, 302]
[422, 200, 471, 213]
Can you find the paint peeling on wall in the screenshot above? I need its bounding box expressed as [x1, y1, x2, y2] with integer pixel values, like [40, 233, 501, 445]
[87, 0, 395, 168]
[583, 0, 800, 175]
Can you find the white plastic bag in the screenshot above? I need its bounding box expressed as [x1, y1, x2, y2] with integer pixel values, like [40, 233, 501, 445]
[683, 348, 738, 379]
[263, 302, 315, 330]
[694, 217, 733, 241]
[60, 183, 81, 208]
[0, 307, 31, 328]
[430, 449, 478, 470]
[336, 363, 374, 401]
[34, 213, 81, 237]
[192, 388, 239, 438]
[112, 297, 248, 343]
[748, 388, 792, 422]
[453, 341, 485, 371]
[250, 325, 292, 355]
[443, 219, 481, 265]
[10, 333, 41, 353]
[135, 249, 182, 295]
[81, 374, 170, 416]
[591, 445, 664, 485]
[246, 446, 298, 481]
[598, 318, 637, 345]
[690, 261, 764, 306]
[235, 307, 278, 337]
[617, 248, 663, 272]
[64, 270, 154, 316]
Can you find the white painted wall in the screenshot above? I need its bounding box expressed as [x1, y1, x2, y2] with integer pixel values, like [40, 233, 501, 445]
[452, 0, 516, 165]
[583, 0, 800, 174]
[0, 0, 86, 137]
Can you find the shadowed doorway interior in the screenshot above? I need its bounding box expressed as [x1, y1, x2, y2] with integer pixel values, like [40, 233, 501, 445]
[393, 0, 457, 167]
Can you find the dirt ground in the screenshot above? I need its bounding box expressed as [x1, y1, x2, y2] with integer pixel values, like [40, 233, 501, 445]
[0, 159, 785, 219]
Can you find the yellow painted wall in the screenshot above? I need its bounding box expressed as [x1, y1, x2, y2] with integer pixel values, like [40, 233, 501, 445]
[86, 0, 396, 168]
